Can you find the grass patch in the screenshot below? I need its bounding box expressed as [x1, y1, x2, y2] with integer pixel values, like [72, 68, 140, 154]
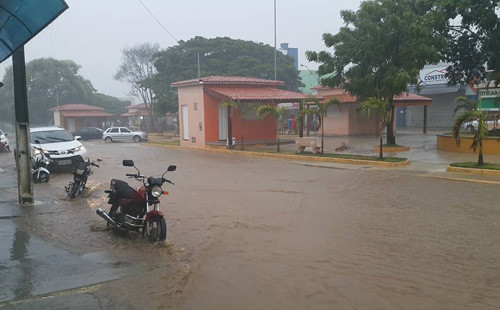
[144, 140, 180, 146]
[241, 149, 406, 162]
[450, 162, 500, 170]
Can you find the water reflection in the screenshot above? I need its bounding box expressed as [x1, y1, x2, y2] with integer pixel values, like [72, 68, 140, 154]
[10, 228, 33, 299]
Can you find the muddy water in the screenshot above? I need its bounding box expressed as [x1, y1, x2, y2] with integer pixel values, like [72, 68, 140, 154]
[3, 141, 500, 309]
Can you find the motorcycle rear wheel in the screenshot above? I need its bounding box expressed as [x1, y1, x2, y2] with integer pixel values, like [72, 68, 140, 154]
[148, 217, 167, 242]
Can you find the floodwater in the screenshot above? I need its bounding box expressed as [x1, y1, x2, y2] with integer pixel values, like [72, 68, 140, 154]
[1, 141, 500, 309]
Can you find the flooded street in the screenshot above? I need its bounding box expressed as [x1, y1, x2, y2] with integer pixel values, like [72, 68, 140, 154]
[1, 141, 500, 309]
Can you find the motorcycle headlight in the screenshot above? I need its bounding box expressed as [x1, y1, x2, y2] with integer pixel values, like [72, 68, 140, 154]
[151, 185, 162, 198]
[34, 149, 42, 155]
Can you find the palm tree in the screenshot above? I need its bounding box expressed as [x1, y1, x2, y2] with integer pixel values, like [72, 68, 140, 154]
[219, 100, 254, 150]
[452, 96, 488, 166]
[356, 97, 391, 159]
[256, 104, 285, 152]
[298, 97, 340, 154]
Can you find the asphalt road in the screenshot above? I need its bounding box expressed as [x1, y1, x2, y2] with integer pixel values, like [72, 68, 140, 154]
[1, 141, 500, 309]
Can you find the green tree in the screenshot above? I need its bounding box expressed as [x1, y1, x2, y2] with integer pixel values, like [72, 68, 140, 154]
[115, 42, 161, 130]
[298, 98, 340, 154]
[91, 93, 130, 115]
[219, 100, 255, 150]
[438, 0, 500, 85]
[256, 105, 286, 152]
[0, 58, 95, 125]
[356, 97, 392, 159]
[452, 97, 488, 165]
[307, 0, 445, 145]
[152, 37, 302, 114]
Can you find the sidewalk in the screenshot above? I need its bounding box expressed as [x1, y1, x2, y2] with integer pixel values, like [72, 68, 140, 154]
[0, 160, 124, 307]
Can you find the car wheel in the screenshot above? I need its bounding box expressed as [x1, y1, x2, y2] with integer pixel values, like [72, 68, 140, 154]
[133, 135, 141, 143]
[466, 125, 475, 133]
[105, 137, 112, 143]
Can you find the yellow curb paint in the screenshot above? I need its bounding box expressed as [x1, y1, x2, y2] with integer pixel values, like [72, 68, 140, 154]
[420, 174, 500, 185]
[142, 143, 410, 167]
[446, 165, 500, 176]
[374, 146, 410, 153]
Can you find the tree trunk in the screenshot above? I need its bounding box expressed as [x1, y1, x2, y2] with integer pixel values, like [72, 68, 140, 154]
[299, 102, 304, 138]
[379, 134, 384, 159]
[478, 139, 484, 166]
[276, 122, 280, 152]
[227, 106, 233, 149]
[386, 98, 396, 145]
[321, 116, 324, 154]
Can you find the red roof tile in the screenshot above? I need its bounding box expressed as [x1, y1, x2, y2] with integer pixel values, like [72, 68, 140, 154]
[51, 104, 105, 111]
[320, 91, 431, 106]
[60, 110, 114, 117]
[172, 76, 284, 87]
[205, 86, 312, 102]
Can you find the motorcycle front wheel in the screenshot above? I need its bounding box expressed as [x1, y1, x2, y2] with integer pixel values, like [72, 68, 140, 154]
[69, 181, 80, 199]
[39, 171, 50, 183]
[148, 217, 167, 242]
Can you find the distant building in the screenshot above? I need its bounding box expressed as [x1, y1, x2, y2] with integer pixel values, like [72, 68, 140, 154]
[406, 64, 465, 129]
[172, 76, 311, 148]
[51, 104, 114, 132]
[278, 43, 298, 70]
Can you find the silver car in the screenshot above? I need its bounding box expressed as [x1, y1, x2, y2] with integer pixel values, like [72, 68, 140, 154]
[103, 127, 148, 143]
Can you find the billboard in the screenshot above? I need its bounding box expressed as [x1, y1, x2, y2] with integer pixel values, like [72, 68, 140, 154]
[479, 88, 500, 111]
[417, 66, 449, 86]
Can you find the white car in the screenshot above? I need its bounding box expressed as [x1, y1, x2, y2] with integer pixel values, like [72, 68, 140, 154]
[30, 127, 88, 167]
[102, 127, 148, 143]
[463, 120, 499, 133]
[0, 129, 10, 152]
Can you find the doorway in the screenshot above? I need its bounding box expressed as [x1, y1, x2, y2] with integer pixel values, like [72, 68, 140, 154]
[182, 105, 189, 140]
[218, 105, 228, 141]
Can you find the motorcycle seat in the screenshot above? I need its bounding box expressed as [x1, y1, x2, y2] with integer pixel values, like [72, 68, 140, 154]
[111, 179, 135, 199]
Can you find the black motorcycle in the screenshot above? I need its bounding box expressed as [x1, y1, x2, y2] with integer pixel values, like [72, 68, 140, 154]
[65, 158, 99, 199]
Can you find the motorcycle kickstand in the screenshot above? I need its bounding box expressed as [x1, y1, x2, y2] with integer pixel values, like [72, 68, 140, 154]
[141, 222, 147, 239]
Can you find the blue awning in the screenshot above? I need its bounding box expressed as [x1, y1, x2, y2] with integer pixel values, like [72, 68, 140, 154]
[0, 0, 68, 63]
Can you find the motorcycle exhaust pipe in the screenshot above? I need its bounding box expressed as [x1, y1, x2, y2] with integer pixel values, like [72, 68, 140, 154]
[96, 208, 118, 227]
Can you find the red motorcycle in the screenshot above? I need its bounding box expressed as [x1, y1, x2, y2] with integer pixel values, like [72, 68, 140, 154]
[96, 160, 176, 242]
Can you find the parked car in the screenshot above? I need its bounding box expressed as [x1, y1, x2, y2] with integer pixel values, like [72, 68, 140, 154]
[72, 127, 104, 140]
[463, 120, 500, 133]
[30, 127, 88, 167]
[102, 127, 147, 143]
[0, 129, 10, 152]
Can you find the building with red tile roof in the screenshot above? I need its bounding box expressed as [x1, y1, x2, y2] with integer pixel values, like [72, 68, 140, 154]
[172, 76, 313, 148]
[308, 86, 432, 135]
[51, 104, 114, 132]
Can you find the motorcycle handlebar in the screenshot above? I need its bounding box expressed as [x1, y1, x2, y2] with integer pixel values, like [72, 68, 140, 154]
[163, 178, 174, 185]
[126, 173, 136, 177]
[91, 162, 99, 168]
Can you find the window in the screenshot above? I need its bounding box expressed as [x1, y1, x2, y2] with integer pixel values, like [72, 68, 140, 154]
[120, 128, 131, 133]
[110, 128, 119, 133]
[326, 105, 341, 118]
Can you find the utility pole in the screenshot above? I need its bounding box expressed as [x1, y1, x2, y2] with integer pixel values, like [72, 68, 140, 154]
[13, 47, 33, 205]
[274, 0, 277, 80]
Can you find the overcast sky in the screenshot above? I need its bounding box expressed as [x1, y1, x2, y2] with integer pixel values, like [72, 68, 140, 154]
[3, 0, 362, 100]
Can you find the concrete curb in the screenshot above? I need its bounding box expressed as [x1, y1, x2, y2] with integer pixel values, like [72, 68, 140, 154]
[447, 165, 500, 176]
[420, 174, 500, 185]
[142, 143, 410, 167]
[374, 146, 410, 153]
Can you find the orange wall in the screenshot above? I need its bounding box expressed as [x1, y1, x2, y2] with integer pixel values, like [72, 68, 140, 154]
[204, 93, 276, 142]
[437, 134, 500, 154]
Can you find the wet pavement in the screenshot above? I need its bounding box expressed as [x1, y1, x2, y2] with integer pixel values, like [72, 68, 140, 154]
[0, 135, 500, 309]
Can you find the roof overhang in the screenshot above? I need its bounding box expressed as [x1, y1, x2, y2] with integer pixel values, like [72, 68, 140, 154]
[0, 0, 68, 63]
[204, 86, 319, 103]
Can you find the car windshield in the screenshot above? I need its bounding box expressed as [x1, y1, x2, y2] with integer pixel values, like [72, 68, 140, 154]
[30, 130, 74, 143]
